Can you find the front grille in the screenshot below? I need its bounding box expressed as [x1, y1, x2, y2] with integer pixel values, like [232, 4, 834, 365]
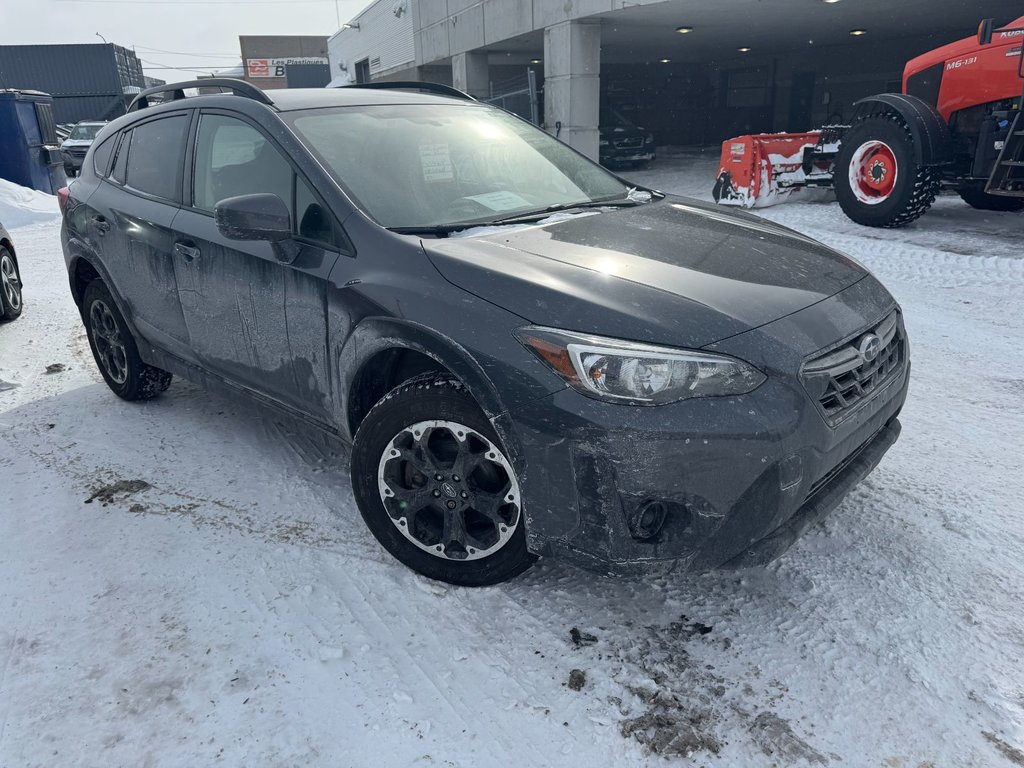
[613, 137, 644, 150]
[801, 311, 905, 425]
[67, 148, 87, 158]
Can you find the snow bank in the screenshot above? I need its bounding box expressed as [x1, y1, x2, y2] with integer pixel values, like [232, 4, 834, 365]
[0, 178, 60, 229]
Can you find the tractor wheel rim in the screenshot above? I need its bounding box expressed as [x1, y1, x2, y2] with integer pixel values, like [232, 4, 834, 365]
[377, 419, 522, 562]
[0, 254, 21, 311]
[849, 140, 898, 205]
[89, 299, 128, 384]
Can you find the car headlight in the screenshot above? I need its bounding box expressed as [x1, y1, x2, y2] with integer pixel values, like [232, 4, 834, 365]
[515, 327, 765, 405]
[599, 139, 609, 146]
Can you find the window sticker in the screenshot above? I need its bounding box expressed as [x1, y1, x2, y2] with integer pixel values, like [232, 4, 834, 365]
[419, 143, 454, 182]
[464, 191, 532, 211]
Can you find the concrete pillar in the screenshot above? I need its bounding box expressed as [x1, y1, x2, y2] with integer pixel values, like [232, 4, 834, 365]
[451, 52, 489, 99]
[543, 19, 600, 161]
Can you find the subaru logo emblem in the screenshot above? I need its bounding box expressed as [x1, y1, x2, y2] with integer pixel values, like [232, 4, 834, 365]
[858, 333, 882, 363]
[441, 482, 458, 499]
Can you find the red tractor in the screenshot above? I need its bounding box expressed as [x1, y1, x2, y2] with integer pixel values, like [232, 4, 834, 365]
[713, 16, 1024, 227]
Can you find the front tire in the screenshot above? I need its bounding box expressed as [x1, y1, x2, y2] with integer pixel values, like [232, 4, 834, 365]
[834, 114, 939, 228]
[82, 280, 172, 400]
[0, 247, 23, 321]
[957, 184, 1024, 212]
[351, 375, 536, 586]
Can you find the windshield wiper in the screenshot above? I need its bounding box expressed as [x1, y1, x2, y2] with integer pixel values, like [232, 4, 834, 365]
[387, 224, 469, 238]
[487, 197, 646, 227]
[387, 190, 663, 237]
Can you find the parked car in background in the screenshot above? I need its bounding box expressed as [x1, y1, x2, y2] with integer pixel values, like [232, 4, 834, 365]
[60, 122, 106, 177]
[0, 220, 23, 321]
[60, 79, 908, 586]
[599, 102, 656, 168]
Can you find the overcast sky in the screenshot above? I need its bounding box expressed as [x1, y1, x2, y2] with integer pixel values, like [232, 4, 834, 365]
[3, 0, 369, 84]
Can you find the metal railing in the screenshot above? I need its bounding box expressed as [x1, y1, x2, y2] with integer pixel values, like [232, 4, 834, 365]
[483, 69, 540, 125]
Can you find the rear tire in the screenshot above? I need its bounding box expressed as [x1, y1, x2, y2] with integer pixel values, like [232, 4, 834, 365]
[82, 280, 172, 401]
[0, 247, 23, 321]
[351, 375, 536, 586]
[834, 114, 939, 228]
[957, 184, 1024, 212]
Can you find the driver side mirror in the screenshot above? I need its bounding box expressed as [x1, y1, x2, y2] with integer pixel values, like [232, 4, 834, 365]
[215, 193, 291, 242]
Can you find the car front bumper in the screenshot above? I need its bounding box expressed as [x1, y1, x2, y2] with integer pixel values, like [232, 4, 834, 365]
[61, 151, 86, 171]
[499, 319, 909, 575]
[499, 276, 909, 577]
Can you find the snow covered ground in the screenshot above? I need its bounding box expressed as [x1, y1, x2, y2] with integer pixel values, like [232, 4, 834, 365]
[1, 155, 1023, 767]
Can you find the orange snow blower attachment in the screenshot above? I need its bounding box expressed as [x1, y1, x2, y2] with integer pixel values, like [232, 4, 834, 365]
[712, 17, 1024, 226]
[712, 130, 841, 209]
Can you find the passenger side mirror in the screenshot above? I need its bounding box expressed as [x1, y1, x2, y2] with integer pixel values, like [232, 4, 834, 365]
[215, 193, 291, 243]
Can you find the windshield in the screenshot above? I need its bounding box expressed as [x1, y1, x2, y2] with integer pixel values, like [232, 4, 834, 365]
[69, 124, 102, 141]
[600, 103, 635, 128]
[286, 104, 630, 229]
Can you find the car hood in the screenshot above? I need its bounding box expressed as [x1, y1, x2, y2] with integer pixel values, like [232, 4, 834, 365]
[600, 125, 647, 140]
[422, 196, 868, 349]
[61, 139, 93, 148]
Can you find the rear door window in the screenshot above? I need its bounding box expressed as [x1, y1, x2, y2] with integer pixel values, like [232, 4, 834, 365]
[110, 130, 131, 185]
[92, 135, 117, 177]
[123, 114, 189, 201]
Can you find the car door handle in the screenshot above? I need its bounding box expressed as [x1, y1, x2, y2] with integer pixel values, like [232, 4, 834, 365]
[92, 216, 110, 234]
[174, 242, 201, 262]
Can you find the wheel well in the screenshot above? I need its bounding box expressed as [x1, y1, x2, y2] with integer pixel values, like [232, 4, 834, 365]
[851, 93, 952, 166]
[348, 348, 453, 436]
[0, 238, 14, 261]
[71, 258, 101, 308]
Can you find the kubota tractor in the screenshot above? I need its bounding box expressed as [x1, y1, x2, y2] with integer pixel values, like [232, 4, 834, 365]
[712, 17, 1024, 227]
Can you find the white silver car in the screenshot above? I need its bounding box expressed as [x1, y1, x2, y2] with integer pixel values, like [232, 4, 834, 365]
[60, 122, 106, 177]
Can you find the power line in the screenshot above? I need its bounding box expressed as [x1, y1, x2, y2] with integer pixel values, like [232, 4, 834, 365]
[134, 44, 240, 59]
[138, 57, 237, 73]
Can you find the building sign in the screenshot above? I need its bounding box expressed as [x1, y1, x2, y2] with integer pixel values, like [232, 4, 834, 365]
[246, 57, 328, 78]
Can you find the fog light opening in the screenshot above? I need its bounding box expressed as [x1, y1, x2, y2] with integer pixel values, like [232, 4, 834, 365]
[629, 500, 669, 541]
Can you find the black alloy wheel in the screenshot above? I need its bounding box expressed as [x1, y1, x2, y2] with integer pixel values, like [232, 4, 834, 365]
[351, 375, 535, 586]
[82, 279, 173, 400]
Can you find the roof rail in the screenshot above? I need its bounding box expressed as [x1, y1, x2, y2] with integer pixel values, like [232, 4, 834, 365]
[128, 78, 273, 112]
[342, 81, 475, 101]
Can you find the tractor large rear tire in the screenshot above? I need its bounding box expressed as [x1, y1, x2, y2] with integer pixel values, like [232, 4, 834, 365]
[834, 114, 940, 228]
[957, 184, 1024, 212]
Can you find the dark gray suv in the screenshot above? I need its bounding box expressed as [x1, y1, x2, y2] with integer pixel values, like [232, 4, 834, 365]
[59, 80, 909, 586]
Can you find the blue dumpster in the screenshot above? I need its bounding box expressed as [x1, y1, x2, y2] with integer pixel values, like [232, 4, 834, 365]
[0, 89, 66, 194]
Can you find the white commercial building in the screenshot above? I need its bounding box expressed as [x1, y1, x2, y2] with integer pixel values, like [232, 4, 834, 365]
[329, 0, 1021, 160]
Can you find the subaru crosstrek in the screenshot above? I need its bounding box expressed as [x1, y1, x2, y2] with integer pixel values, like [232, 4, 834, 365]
[59, 79, 909, 586]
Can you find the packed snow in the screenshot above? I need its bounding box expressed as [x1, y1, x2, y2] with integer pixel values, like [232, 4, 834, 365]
[0, 178, 61, 230]
[1, 153, 1023, 767]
